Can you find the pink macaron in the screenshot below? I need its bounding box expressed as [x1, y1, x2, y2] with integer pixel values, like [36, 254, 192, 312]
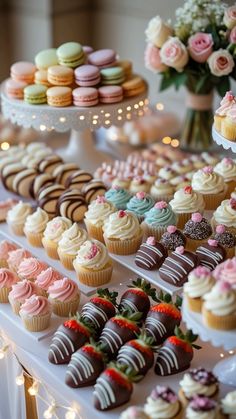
[5, 78, 27, 99]
[98, 85, 123, 103]
[72, 87, 98, 107]
[83, 46, 94, 55]
[74, 65, 101, 87]
[10, 61, 36, 84]
[88, 49, 116, 69]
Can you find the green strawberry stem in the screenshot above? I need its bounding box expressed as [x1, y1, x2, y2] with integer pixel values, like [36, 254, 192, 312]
[174, 326, 201, 350]
[109, 361, 143, 383]
[157, 290, 182, 308]
[97, 288, 118, 305]
[128, 278, 158, 301]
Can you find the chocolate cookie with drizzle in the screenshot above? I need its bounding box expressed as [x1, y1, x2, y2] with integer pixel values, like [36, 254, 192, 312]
[196, 239, 225, 270]
[135, 236, 167, 270]
[56, 189, 87, 222]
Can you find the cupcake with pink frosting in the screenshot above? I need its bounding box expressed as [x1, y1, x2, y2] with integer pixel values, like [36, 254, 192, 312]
[8, 279, 41, 314]
[48, 277, 80, 317]
[19, 295, 52, 332]
[213, 224, 236, 258]
[214, 90, 235, 133]
[0, 240, 18, 268]
[7, 248, 32, 273]
[183, 213, 212, 252]
[213, 258, 236, 289]
[35, 267, 62, 296]
[17, 257, 48, 281]
[0, 268, 18, 303]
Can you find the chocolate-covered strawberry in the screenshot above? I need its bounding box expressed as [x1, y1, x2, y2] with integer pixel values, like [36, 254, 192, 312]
[117, 330, 155, 379]
[48, 315, 94, 365]
[145, 291, 182, 345]
[81, 288, 118, 334]
[99, 310, 142, 358]
[155, 327, 201, 376]
[93, 362, 140, 411]
[65, 340, 107, 388]
[119, 278, 157, 319]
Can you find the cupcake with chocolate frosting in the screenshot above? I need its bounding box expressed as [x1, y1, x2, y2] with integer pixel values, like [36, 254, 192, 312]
[183, 213, 212, 252]
[160, 225, 186, 254]
[144, 386, 182, 419]
[179, 368, 218, 406]
[213, 224, 236, 258]
[186, 395, 220, 419]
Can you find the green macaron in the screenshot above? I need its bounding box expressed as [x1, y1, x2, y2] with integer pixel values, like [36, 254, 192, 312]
[57, 42, 85, 68]
[100, 66, 125, 85]
[24, 84, 47, 104]
[35, 48, 58, 70]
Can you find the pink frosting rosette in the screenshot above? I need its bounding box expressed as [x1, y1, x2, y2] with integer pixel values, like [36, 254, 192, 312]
[20, 295, 51, 316]
[213, 258, 236, 288]
[0, 268, 18, 288]
[48, 278, 78, 302]
[17, 258, 48, 280]
[0, 240, 18, 260]
[9, 279, 40, 303]
[7, 248, 32, 271]
[35, 267, 62, 291]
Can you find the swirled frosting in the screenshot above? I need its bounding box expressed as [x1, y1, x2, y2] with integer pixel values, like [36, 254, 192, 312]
[105, 187, 131, 210]
[203, 281, 236, 316]
[214, 158, 236, 182]
[9, 279, 40, 302]
[43, 216, 72, 242]
[169, 187, 205, 213]
[216, 91, 235, 116]
[73, 239, 110, 270]
[85, 196, 116, 226]
[19, 295, 51, 316]
[179, 368, 218, 398]
[186, 396, 219, 419]
[144, 202, 177, 227]
[7, 248, 32, 272]
[35, 267, 62, 291]
[144, 392, 180, 419]
[24, 207, 49, 234]
[0, 240, 18, 260]
[221, 390, 236, 418]
[228, 105, 236, 122]
[213, 258, 236, 287]
[192, 167, 225, 194]
[126, 192, 155, 217]
[58, 223, 88, 255]
[120, 406, 150, 419]
[150, 179, 174, 197]
[17, 257, 48, 280]
[103, 210, 141, 239]
[0, 268, 18, 288]
[184, 266, 214, 298]
[7, 201, 33, 226]
[158, 167, 177, 180]
[213, 199, 236, 227]
[48, 277, 79, 302]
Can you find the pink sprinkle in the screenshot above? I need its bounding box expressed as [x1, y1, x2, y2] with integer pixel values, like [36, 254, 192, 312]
[191, 212, 203, 223]
[136, 191, 146, 199]
[118, 210, 126, 218]
[155, 201, 168, 209]
[176, 246, 184, 254]
[202, 166, 213, 174]
[208, 239, 218, 247]
[230, 198, 236, 210]
[184, 186, 192, 194]
[226, 91, 234, 101]
[96, 195, 106, 204]
[146, 236, 156, 246]
[218, 280, 232, 293]
[134, 176, 145, 184]
[216, 224, 225, 234]
[194, 266, 211, 276]
[85, 243, 99, 259]
[112, 185, 121, 191]
[167, 225, 177, 234]
[223, 157, 233, 165]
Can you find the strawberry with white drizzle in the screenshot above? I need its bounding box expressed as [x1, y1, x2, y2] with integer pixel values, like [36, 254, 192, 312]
[119, 278, 157, 319]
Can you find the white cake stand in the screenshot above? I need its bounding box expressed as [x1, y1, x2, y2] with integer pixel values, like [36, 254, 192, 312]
[1, 85, 148, 171]
[182, 299, 236, 386]
[212, 125, 236, 153]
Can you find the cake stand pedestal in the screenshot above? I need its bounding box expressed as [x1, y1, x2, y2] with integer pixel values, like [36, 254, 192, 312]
[212, 125, 236, 153]
[1, 86, 148, 171]
[182, 299, 236, 386]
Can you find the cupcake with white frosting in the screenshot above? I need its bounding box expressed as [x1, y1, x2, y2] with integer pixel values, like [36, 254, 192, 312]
[184, 266, 215, 313]
[24, 207, 49, 247]
[186, 395, 220, 419]
[7, 201, 33, 236]
[192, 166, 226, 210]
[57, 223, 88, 270]
[150, 178, 174, 202]
[221, 390, 236, 419]
[214, 158, 236, 197]
[84, 195, 116, 242]
[42, 216, 72, 259]
[212, 199, 236, 235]
[169, 186, 205, 229]
[120, 406, 150, 419]
[214, 91, 235, 133]
[179, 368, 218, 406]
[144, 386, 182, 419]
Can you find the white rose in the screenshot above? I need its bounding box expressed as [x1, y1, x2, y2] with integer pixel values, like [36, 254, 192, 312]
[208, 49, 235, 77]
[160, 37, 189, 72]
[224, 5, 236, 30]
[145, 16, 173, 48]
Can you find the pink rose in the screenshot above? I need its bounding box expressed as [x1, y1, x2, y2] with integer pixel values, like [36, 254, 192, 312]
[188, 33, 213, 63]
[167, 225, 177, 234]
[144, 43, 168, 73]
[208, 239, 218, 247]
[175, 246, 184, 254]
[216, 224, 226, 234]
[155, 201, 168, 209]
[208, 49, 234, 77]
[191, 212, 203, 223]
[136, 191, 146, 200]
[146, 236, 156, 245]
[160, 37, 188, 72]
[229, 26, 236, 44]
[224, 5, 236, 30]
[202, 165, 213, 174]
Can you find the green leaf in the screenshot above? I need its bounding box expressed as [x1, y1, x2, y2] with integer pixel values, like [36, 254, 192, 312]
[216, 77, 231, 97]
[174, 72, 188, 90]
[159, 74, 175, 92]
[195, 74, 209, 94]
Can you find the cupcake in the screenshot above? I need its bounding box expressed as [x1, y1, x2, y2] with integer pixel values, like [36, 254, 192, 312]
[103, 210, 143, 255]
[142, 201, 177, 242]
[129, 176, 150, 194]
[17, 257, 48, 281]
[0, 240, 18, 268]
[24, 207, 49, 247]
[169, 186, 205, 229]
[183, 213, 212, 252]
[213, 258, 236, 289]
[184, 266, 215, 312]
[160, 225, 186, 253]
[214, 90, 235, 133]
[222, 104, 236, 141]
[0, 198, 18, 222]
[73, 239, 113, 286]
[112, 175, 131, 190]
[192, 166, 226, 210]
[212, 199, 236, 234]
[190, 155, 207, 170]
[179, 368, 219, 406]
[105, 186, 132, 210]
[158, 166, 177, 181]
[170, 175, 191, 191]
[7, 248, 32, 273]
[150, 179, 174, 202]
[221, 390, 236, 419]
[144, 386, 182, 419]
[84, 195, 116, 242]
[57, 223, 88, 270]
[8, 279, 41, 314]
[19, 295, 52, 332]
[35, 267, 62, 296]
[171, 161, 192, 175]
[201, 152, 219, 167]
[202, 281, 236, 330]
[48, 277, 80, 317]
[214, 158, 236, 197]
[0, 268, 18, 303]
[126, 192, 155, 222]
[120, 406, 150, 419]
[186, 396, 220, 419]
[7, 201, 33, 235]
[213, 224, 236, 258]
[42, 216, 72, 259]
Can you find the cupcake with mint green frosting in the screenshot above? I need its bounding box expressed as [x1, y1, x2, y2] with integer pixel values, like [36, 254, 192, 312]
[126, 192, 155, 222]
[142, 201, 177, 241]
[105, 186, 132, 210]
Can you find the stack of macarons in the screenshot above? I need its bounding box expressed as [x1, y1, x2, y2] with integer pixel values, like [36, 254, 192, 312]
[6, 41, 147, 107]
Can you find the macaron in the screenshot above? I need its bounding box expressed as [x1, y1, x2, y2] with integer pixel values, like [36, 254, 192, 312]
[5, 78, 27, 99]
[116, 60, 133, 79]
[72, 87, 98, 107]
[47, 86, 72, 107]
[57, 42, 85, 68]
[35, 48, 58, 70]
[24, 84, 47, 104]
[74, 65, 100, 87]
[10, 61, 36, 84]
[83, 46, 93, 55]
[88, 49, 116, 69]
[98, 85, 123, 103]
[47, 65, 74, 86]
[122, 76, 147, 97]
[100, 66, 125, 85]
[34, 70, 52, 87]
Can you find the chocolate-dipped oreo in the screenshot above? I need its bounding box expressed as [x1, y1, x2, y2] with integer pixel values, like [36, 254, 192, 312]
[53, 163, 78, 185]
[65, 169, 93, 190]
[38, 154, 63, 174]
[82, 179, 107, 203]
[56, 189, 87, 222]
[160, 225, 186, 252]
[29, 173, 54, 199]
[37, 183, 65, 217]
[135, 236, 167, 270]
[196, 239, 225, 270]
[12, 168, 38, 198]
